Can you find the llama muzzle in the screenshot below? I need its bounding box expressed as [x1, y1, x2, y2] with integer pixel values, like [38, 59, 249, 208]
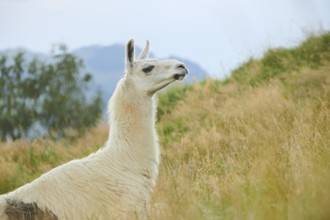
[174, 65, 188, 80]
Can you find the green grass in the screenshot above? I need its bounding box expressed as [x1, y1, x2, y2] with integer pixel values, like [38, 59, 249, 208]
[157, 85, 191, 119]
[228, 32, 330, 86]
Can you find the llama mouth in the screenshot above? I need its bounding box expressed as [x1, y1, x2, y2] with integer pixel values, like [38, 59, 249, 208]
[173, 74, 186, 80]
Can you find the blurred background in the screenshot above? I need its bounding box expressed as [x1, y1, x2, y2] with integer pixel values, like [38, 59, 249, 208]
[1, 0, 329, 76]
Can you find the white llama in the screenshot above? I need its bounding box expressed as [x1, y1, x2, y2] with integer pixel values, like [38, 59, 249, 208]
[0, 39, 188, 219]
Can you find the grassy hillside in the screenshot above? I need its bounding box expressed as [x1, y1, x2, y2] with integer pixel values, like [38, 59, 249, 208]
[1, 33, 330, 219]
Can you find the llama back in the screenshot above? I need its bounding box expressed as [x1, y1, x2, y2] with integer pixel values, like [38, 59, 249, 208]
[0, 150, 152, 219]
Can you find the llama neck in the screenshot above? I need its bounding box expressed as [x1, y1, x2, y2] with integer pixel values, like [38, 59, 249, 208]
[107, 78, 158, 157]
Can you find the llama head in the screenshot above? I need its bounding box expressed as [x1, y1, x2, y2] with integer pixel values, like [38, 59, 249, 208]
[125, 39, 188, 96]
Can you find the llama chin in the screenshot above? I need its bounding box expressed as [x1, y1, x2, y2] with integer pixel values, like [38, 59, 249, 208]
[0, 39, 188, 220]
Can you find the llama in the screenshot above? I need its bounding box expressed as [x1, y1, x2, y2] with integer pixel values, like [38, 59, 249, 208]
[0, 39, 188, 219]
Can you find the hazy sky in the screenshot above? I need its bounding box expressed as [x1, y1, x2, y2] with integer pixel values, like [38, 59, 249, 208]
[1, 0, 329, 77]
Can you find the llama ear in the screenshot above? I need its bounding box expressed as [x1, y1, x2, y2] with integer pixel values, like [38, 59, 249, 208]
[138, 40, 150, 60]
[126, 39, 135, 70]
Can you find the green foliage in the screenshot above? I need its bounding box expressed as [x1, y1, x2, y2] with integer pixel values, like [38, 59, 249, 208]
[157, 85, 192, 146]
[229, 58, 259, 84]
[159, 118, 189, 145]
[0, 52, 38, 140]
[230, 32, 330, 85]
[157, 85, 191, 120]
[0, 46, 102, 141]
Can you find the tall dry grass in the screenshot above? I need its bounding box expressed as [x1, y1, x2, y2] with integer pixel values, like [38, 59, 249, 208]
[152, 65, 330, 219]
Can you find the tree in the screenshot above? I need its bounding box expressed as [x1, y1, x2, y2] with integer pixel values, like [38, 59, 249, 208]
[0, 46, 102, 141]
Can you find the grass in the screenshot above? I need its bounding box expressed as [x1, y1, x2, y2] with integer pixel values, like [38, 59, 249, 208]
[153, 73, 330, 219]
[1, 33, 330, 219]
[228, 32, 330, 86]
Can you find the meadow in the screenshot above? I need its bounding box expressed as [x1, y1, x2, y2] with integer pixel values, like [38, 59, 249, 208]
[1, 33, 329, 219]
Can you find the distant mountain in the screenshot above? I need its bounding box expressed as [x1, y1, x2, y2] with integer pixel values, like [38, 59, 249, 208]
[73, 45, 126, 100]
[1, 44, 208, 101]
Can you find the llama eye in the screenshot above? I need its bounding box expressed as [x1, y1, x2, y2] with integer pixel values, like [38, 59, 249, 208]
[142, 65, 155, 73]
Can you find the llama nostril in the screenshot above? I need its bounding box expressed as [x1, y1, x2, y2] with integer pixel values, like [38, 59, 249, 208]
[177, 64, 188, 74]
[177, 64, 188, 76]
[177, 64, 186, 69]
